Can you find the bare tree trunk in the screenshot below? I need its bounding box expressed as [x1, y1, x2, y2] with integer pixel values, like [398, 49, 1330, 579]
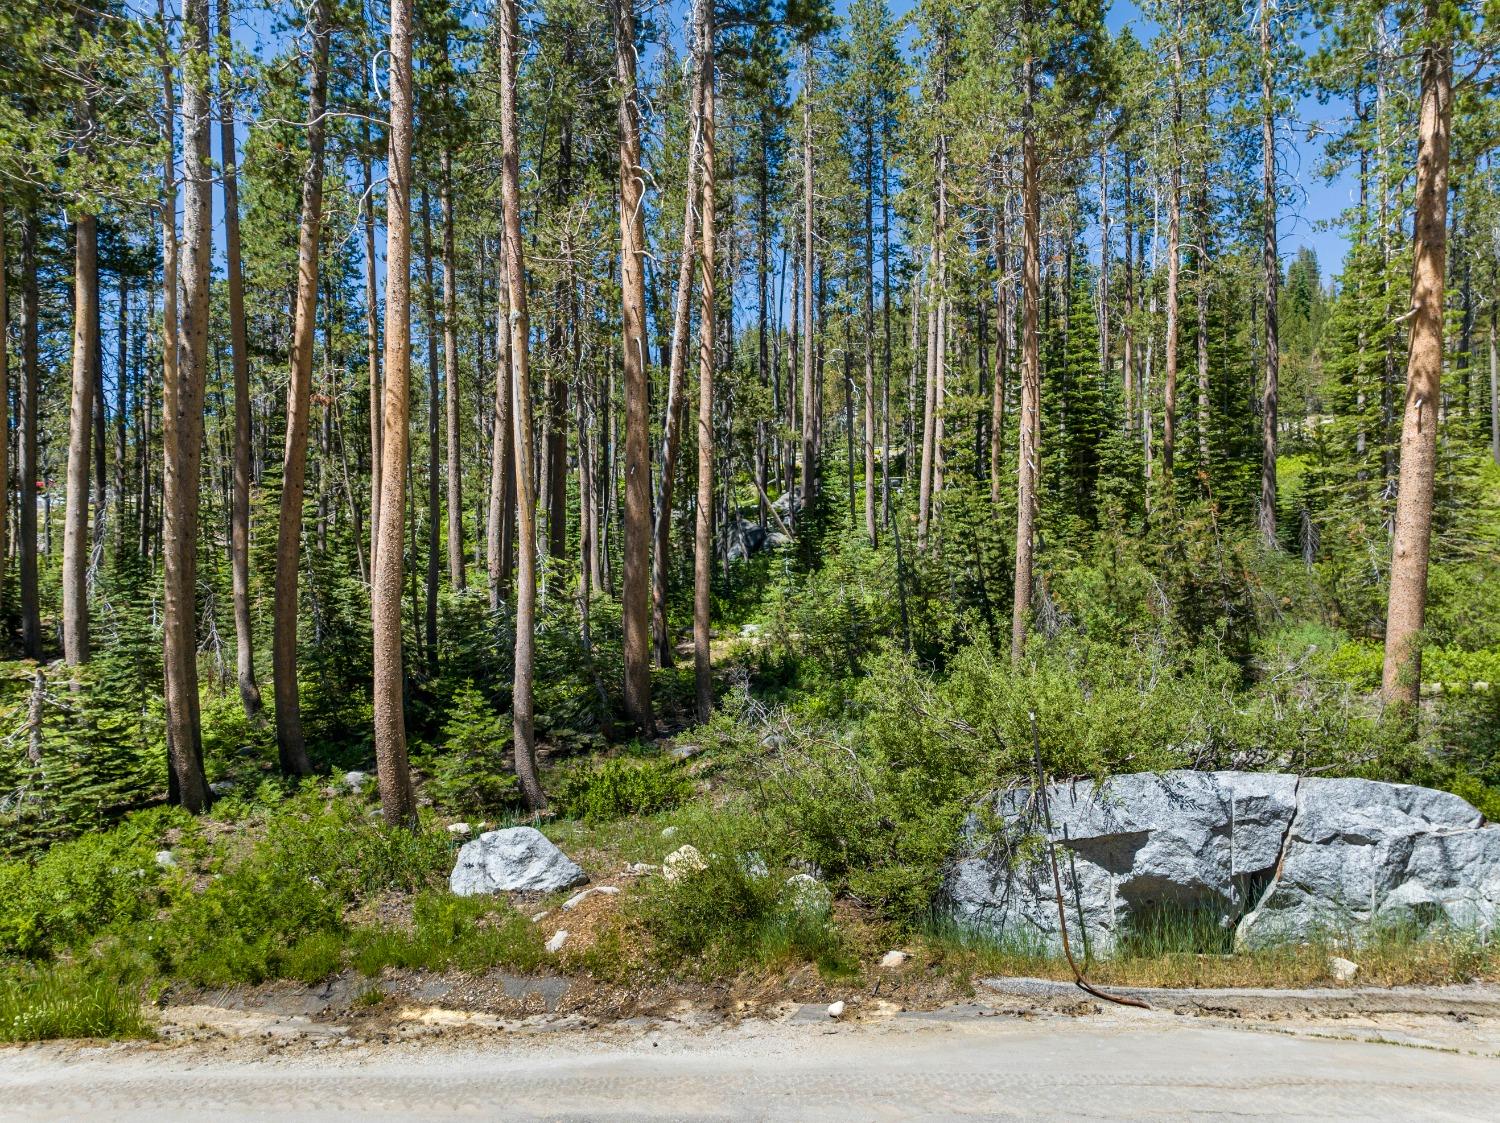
[989, 205, 1009, 506]
[1258, 0, 1279, 546]
[19, 210, 39, 658]
[63, 211, 97, 668]
[0, 190, 8, 611]
[1163, 15, 1183, 482]
[487, 235, 515, 610]
[1381, 17, 1451, 710]
[861, 111, 877, 545]
[1490, 304, 1498, 466]
[651, 6, 706, 667]
[219, 0, 262, 716]
[611, 0, 653, 733]
[363, 95, 382, 584]
[693, 2, 716, 722]
[799, 41, 816, 519]
[1011, 58, 1040, 664]
[917, 243, 937, 545]
[163, 0, 212, 810]
[441, 143, 465, 590]
[1122, 154, 1135, 431]
[498, 0, 545, 808]
[271, 0, 329, 777]
[373, 0, 417, 824]
[420, 189, 440, 674]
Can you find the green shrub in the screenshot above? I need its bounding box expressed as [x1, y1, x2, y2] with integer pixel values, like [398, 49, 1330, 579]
[349, 890, 545, 976]
[635, 829, 847, 976]
[553, 756, 691, 823]
[419, 681, 520, 816]
[0, 806, 192, 959]
[0, 964, 150, 1042]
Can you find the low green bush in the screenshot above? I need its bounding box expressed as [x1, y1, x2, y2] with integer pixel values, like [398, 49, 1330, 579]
[0, 963, 150, 1042]
[349, 891, 545, 977]
[0, 806, 193, 959]
[553, 756, 691, 824]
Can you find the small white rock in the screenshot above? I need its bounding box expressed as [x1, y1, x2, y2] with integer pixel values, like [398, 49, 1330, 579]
[342, 770, 370, 790]
[530, 910, 550, 923]
[879, 950, 909, 969]
[1328, 956, 1360, 983]
[154, 850, 177, 869]
[562, 885, 620, 910]
[663, 844, 708, 882]
[660, 826, 679, 839]
[623, 862, 658, 877]
[545, 930, 570, 953]
[826, 1001, 846, 1020]
[447, 822, 472, 836]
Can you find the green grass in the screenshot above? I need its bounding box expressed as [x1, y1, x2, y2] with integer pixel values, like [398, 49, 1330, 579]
[0, 964, 150, 1042]
[348, 891, 547, 978]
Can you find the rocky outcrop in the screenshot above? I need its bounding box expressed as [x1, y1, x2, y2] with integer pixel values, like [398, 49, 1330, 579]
[943, 771, 1500, 955]
[449, 827, 589, 896]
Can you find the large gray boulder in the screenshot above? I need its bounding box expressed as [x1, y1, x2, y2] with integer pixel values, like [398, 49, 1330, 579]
[450, 827, 588, 896]
[943, 771, 1500, 955]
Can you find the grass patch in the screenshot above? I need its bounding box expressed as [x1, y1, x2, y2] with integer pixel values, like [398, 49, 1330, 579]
[0, 964, 150, 1042]
[349, 891, 547, 977]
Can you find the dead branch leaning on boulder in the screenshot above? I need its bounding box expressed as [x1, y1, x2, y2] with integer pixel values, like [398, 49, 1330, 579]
[1031, 711, 1151, 1011]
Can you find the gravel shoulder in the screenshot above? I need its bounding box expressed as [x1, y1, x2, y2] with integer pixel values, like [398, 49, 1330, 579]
[3, 984, 1500, 1120]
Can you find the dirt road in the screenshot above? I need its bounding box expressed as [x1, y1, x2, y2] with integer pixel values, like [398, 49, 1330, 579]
[3, 1008, 1498, 1121]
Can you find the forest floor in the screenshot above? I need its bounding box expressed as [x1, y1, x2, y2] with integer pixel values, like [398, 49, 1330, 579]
[4, 984, 1499, 1119]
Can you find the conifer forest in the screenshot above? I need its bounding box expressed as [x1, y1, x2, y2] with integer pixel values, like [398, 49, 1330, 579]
[0, 0, 1499, 1046]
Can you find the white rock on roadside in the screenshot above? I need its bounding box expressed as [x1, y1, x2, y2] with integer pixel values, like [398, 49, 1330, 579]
[879, 950, 909, 969]
[562, 886, 620, 910]
[545, 930, 570, 953]
[447, 822, 471, 837]
[784, 873, 832, 914]
[449, 826, 589, 896]
[663, 845, 708, 882]
[1328, 956, 1360, 983]
[826, 1001, 846, 1020]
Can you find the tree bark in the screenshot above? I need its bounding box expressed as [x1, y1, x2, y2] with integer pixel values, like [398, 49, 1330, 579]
[650, 4, 706, 668]
[19, 210, 39, 658]
[271, 0, 329, 777]
[219, 0, 262, 716]
[1381, 16, 1451, 710]
[610, 0, 653, 733]
[862, 93, 877, 546]
[63, 211, 97, 668]
[420, 188, 439, 675]
[799, 41, 816, 520]
[1163, 14, 1183, 482]
[363, 87, 382, 586]
[441, 144, 464, 591]
[163, 0, 212, 810]
[1011, 55, 1040, 663]
[693, 1, 716, 722]
[1258, 0, 1279, 546]
[373, 0, 417, 825]
[0, 190, 9, 612]
[498, 0, 545, 808]
[487, 235, 516, 609]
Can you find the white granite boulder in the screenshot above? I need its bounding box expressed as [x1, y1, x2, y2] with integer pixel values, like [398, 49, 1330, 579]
[449, 827, 588, 896]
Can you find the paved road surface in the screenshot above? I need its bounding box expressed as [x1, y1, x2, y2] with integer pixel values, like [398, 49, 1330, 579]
[2, 1015, 1496, 1120]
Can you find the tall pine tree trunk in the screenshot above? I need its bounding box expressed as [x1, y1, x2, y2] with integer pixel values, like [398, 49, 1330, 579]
[442, 144, 465, 591]
[611, 0, 653, 733]
[1381, 15, 1452, 710]
[163, 0, 213, 809]
[693, 2, 716, 722]
[799, 41, 816, 521]
[1258, 0, 1280, 547]
[63, 209, 97, 668]
[420, 189, 439, 675]
[498, 0, 545, 808]
[488, 235, 515, 610]
[219, 0, 263, 717]
[1011, 55, 1040, 664]
[19, 210, 39, 659]
[372, 0, 417, 824]
[1163, 16, 1183, 482]
[650, 3, 706, 668]
[271, 0, 329, 777]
